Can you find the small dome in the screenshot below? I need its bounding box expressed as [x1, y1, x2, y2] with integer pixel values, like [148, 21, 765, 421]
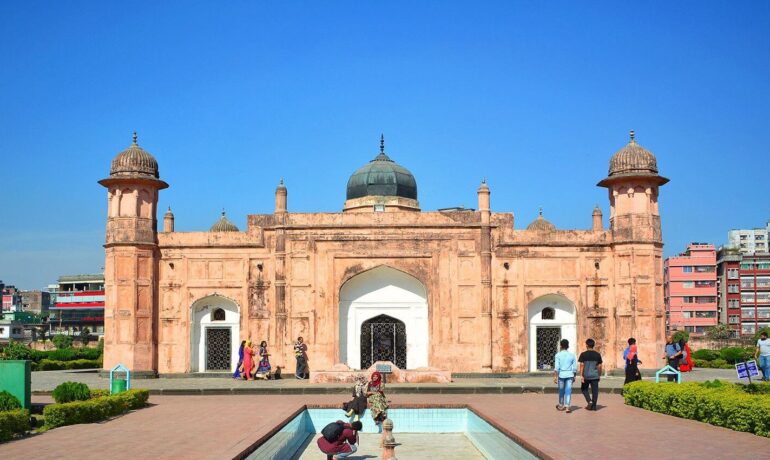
[527, 209, 556, 231]
[110, 133, 159, 178]
[210, 211, 239, 232]
[346, 135, 417, 201]
[608, 130, 658, 177]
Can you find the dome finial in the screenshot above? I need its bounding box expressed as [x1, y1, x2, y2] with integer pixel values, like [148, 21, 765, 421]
[539, 206, 543, 217]
[629, 129, 635, 143]
[132, 131, 138, 145]
[380, 133, 385, 154]
[221, 208, 225, 217]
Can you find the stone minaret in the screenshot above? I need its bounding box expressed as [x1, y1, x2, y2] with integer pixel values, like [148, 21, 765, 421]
[163, 207, 174, 232]
[98, 133, 168, 375]
[592, 205, 603, 231]
[598, 130, 668, 367]
[477, 179, 493, 369]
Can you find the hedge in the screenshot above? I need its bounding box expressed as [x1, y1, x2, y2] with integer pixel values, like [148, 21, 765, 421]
[692, 358, 732, 369]
[43, 389, 149, 430]
[34, 358, 103, 371]
[624, 381, 770, 437]
[691, 349, 720, 361]
[0, 409, 30, 442]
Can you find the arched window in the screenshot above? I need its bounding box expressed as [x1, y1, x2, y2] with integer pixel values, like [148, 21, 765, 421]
[212, 308, 226, 321]
[541, 307, 555, 320]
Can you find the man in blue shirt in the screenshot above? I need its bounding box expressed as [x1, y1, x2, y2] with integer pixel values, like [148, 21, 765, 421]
[622, 337, 636, 369]
[664, 335, 682, 382]
[553, 339, 577, 413]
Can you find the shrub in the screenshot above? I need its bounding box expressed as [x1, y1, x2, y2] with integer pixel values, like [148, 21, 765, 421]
[691, 349, 720, 361]
[710, 358, 731, 369]
[671, 330, 690, 343]
[79, 328, 91, 346]
[720, 347, 753, 364]
[46, 348, 77, 361]
[0, 409, 29, 442]
[43, 389, 149, 430]
[624, 381, 770, 437]
[90, 389, 110, 399]
[1, 340, 33, 360]
[52, 334, 73, 350]
[706, 324, 734, 340]
[0, 390, 21, 412]
[52, 382, 91, 404]
[37, 359, 102, 371]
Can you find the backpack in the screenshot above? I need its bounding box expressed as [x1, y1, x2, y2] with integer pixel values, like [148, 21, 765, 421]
[321, 421, 344, 443]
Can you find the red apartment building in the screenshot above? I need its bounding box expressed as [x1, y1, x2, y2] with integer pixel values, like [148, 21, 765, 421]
[737, 253, 770, 335]
[665, 243, 718, 335]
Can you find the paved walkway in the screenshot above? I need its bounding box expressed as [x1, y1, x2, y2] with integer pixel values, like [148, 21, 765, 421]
[2, 393, 768, 459]
[30, 368, 742, 394]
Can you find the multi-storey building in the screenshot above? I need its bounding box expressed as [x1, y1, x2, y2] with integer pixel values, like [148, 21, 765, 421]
[737, 253, 770, 336]
[717, 249, 742, 335]
[19, 290, 51, 315]
[665, 243, 717, 335]
[728, 222, 770, 255]
[49, 274, 105, 336]
[1, 285, 21, 312]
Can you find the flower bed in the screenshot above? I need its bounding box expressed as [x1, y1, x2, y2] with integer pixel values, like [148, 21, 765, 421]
[42, 389, 149, 430]
[624, 380, 770, 437]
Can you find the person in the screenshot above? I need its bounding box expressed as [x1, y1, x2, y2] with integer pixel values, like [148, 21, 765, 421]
[755, 331, 770, 381]
[233, 340, 246, 379]
[242, 340, 254, 381]
[678, 338, 693, 373]
[624, 344, 642, 385]
[663, 335, 682, 382]
[255, 340, 271, 380]
[294, 336, 308, 379]
[622, 337, 636, 369]
[367, 371, 389, 433]
[343, 374, 368, 422]
[317, 420, 362, 460]
[578, 338, 603, 411]
[553, 339, 576, 413]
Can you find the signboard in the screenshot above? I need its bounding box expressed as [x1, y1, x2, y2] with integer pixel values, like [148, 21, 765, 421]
[375, 364, 393, 374]
[736, 360, 760, 380]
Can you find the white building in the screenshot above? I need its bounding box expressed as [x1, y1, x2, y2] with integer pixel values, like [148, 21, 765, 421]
[728, 221, 770, 254]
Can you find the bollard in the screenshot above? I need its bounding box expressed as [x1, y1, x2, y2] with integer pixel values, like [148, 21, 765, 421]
[381, 418, 397, 460]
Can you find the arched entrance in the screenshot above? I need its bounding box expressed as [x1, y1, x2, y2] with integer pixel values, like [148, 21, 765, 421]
[360, 314, 407, 369]
[528, 294, 577, 372]
[190, 295, 240, 372]
[339, 266, 428, 370]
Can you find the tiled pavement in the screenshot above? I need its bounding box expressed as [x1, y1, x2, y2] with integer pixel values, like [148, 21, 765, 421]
[30, 368, 743, 394]
[2, 393, 768, 459]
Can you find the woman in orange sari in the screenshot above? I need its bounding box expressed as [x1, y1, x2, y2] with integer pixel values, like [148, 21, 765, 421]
[242, 340, 255, 380]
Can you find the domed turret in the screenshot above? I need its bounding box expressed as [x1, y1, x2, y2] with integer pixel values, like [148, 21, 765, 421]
[598, 131, 669, 186]
[527, 208, 556, 231]
[343, 135, 420, 212]
[209, 211, 239, 232]
[109, 132, 160, 179]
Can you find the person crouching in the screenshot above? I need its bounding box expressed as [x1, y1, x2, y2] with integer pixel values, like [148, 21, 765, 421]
[317, 420, 362, 460]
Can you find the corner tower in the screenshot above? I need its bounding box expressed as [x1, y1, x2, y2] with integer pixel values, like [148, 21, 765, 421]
[98, 133, 168, 375]
[598, 130, 668, 366]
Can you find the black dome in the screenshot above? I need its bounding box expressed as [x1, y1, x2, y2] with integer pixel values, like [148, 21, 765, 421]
[346, 136, 417, 201]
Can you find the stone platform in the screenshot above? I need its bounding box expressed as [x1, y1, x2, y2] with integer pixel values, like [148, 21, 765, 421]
[310, 361, 452, 384]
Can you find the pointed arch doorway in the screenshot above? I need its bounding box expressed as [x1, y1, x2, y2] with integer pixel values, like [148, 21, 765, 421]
[339, 266, 428, 370]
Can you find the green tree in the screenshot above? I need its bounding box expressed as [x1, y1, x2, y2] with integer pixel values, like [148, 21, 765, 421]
[705, 324, 733, 340]
[672, 329, 690, 343]
[79, 328, 91, 346]
[754, 326, 770, 342]
[52, 334, 73, 350]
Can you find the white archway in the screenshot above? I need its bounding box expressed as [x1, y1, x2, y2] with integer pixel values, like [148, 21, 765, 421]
[528, 294, 577, 372]
[190, 295, 240, 372]
[340, 266, 429, 370]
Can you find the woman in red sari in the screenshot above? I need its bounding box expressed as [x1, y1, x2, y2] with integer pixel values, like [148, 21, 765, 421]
[242, 340, 255, 380]
[678, 339, 694, 372]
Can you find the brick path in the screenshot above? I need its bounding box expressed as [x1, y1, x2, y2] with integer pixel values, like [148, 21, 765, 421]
[2, 393, 768, 459]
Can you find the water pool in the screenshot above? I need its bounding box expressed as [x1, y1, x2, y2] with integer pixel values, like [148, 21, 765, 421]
[244, 407, 538, 460]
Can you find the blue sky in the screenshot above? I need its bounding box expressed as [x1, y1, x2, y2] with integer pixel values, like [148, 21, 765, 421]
[1, 1, 769, 290]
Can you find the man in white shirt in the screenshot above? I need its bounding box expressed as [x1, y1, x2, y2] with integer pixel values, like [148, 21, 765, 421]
[755, 331, 770, 382]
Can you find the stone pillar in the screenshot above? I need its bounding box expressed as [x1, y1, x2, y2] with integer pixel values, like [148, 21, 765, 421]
[381, 418, 397, 460]
[163, 207, 174, 232]
[592, 205, 602, 231]
[98, 134, 168, 375]
[477, 179, 493, 370]
[274, 180, 288, 366]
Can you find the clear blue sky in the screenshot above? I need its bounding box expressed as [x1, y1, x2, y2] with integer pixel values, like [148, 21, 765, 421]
[1, 1, 769, 290]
